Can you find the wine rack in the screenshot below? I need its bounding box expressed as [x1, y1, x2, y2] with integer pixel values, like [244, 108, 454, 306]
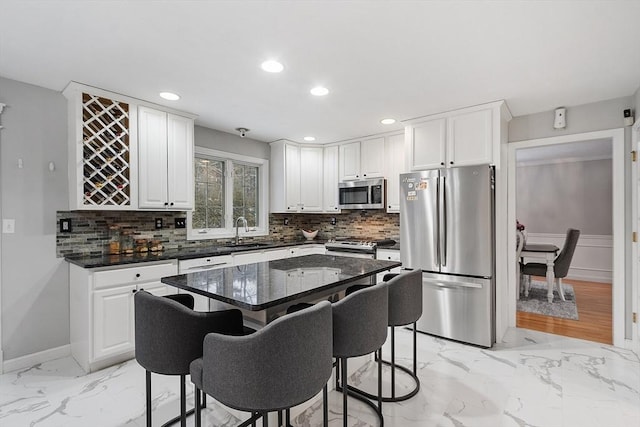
[81, 93, 131, 206]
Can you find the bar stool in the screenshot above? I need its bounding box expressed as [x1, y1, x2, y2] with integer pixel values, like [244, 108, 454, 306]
[134, 291, 246, 427]
[352, 269, 423, 402]
[332, 280, 389, 427]
[190, 301, 333, 427]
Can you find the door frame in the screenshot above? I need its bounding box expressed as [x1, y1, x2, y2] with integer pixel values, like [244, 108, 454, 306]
[506, 128, 626, 347]
[633, 119, 640, 353]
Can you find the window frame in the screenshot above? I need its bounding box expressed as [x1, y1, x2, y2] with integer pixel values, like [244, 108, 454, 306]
[187, 147, 269, 240]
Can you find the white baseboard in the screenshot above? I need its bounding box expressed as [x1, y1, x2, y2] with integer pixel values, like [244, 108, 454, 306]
[2, 344, 71, 374]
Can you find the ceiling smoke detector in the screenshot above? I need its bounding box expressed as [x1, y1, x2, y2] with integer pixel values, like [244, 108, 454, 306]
[235, 127, 249, 138]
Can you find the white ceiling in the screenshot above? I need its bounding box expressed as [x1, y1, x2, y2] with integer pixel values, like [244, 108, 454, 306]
[1, 1, 639, 144]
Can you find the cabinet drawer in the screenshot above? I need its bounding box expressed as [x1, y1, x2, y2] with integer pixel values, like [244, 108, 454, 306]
[93, 262, 177, 289]
[376, 249, 400, 262]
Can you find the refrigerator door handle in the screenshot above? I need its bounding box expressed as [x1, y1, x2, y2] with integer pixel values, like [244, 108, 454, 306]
[435, 175, 441, 267]
[423, 278, 483, 289]
[441, 175, 447, 267]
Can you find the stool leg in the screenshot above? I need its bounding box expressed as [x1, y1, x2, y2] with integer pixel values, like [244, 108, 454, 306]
[377, 348, 382, 412]
[194, 387, 201, 427]
[146, 370, 152, 427]
[342, 357, 348, 427]
[263, 412, 269, 427]
[323, 384, 328, 427]
[286, 408, 291, 426]
[278, 410, 282, 426]
[413, 322, 417, 375]
[335, 358, 340, 389]
[391, 327, 396, 400]
[202, 393, 207, 408]
[180, 374, 186, 427]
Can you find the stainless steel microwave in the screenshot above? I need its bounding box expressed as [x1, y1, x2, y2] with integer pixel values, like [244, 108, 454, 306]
[338, 178, 386, 209]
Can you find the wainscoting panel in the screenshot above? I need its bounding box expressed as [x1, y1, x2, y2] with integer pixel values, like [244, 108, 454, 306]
[523, 233, 612, 283]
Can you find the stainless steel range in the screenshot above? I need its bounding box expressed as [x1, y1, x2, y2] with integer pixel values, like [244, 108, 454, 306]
[325, 238, 395, 259]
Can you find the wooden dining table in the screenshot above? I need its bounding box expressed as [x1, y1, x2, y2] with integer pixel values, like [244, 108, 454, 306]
[519, 243, 560, 303]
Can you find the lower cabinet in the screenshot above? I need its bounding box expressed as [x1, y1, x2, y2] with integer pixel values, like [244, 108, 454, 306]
[376, 249, 401, 283]
[70, 260, 177, 373]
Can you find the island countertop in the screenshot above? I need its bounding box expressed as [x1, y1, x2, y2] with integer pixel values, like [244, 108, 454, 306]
[161, 254, 401, 311]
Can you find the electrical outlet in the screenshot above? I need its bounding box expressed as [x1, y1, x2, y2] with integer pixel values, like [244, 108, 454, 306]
[59, 218, 72, 233]
[330, 217, 337, 226]
[2, 219, 15, 234]
[175, 217, 186, 229]
[155, 218, 163, 229]
[284, 218, 289, 226]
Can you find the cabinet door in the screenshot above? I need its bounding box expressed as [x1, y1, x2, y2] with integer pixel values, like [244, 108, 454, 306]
[360, 137, 385, 178]
[285, 144, 301, 211]
[339, 142, 361, 181]
[233, 251, 267, 266]
[447, 109, 493, 166]
[138, 106, 168, 208]
[376, 249, 401, 283]
[167, 114, 194, 209]
[384, 133, 404, 212]
[408, 118, 446, 170]
[322, 146, 341, 212]
[93, 285, 136, 360]
[299, 146, 323, 212]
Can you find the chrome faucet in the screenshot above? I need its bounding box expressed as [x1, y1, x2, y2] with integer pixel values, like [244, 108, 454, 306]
[235, 216, 248, 245]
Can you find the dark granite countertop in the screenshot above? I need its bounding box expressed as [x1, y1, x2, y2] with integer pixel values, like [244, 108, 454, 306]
[161, 254, 401, 311]
[65, 239, 328, 268]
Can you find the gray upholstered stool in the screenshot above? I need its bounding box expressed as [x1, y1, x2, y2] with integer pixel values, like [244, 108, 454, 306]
[333, 280, 389, 427]
[352, 269, 423, 402]
[191, 301, 333, 427]
[134, 291, 246, 427]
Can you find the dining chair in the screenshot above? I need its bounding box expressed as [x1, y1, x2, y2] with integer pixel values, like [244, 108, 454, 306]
[521, 228, 580, 301]
[516, 230, 525, 299]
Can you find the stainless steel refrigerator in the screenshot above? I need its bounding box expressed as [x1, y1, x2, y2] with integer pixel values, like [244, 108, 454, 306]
[400, 165, 495, 347]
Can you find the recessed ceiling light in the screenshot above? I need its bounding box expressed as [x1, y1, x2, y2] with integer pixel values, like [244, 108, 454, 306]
[310, 86, 329, 96]
[261, 60, 284, 73]
[159, 92, 180, 101]
[380, 118, 396, 125]
[304, 136, 316, 142]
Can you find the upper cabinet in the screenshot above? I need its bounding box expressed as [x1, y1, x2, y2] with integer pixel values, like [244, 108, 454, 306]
[383, 132, 405, 213]
[322, 146, 341, 212]
[138, 106, 194, 210]
[270, 140, 323, 213]
[338, 137, 385, 181]
[406, 102, 508, 171]
[64, 82, 196, 211]
[64, 85, 138, 210]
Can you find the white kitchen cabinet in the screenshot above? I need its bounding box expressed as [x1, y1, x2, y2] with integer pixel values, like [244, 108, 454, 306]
[383, 133, 405, 212]
[376, 249, 401, 283]
[70, 260, 178, 373]
[323, 145, 341, 212]
[63, 83, 138, 210]
[288, 245, 326, 258]
[233, 251, 268, 266]
[270, 140, 323, 213]
[138, 106, 194, 210]
[406, 103, 498, 170]
[339, 137, 385, 181]
[178, 255, 233, 311]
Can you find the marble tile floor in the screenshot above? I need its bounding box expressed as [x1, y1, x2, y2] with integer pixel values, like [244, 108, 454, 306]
[1, 327, 639, 427]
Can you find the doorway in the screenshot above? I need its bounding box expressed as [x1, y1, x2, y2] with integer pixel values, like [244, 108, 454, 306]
[507, 128, 625, 347]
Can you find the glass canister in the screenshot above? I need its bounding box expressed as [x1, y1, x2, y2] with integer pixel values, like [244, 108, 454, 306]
[121, 232, 134, 255]
[135, 238, 149, 253]
[108, 226, 120, 255]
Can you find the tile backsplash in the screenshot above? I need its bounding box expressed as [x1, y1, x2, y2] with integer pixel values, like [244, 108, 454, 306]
[56, 210, 399, 257]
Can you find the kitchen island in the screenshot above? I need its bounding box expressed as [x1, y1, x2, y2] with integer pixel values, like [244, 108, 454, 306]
[161, 254, 401, 325]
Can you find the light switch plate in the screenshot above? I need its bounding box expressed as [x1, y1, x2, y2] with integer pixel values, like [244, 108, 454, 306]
[2, 219, 15, 234]
[175, 218, 186, 229]
[155, 218, 163, 229]
[59, 218, 72, 233]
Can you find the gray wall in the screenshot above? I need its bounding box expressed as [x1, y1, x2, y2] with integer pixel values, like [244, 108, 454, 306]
[0, 77, 69, 360]
[509, 96, 634, 142]
[516, 159, 612, 235]
[195, 126, 269, 160]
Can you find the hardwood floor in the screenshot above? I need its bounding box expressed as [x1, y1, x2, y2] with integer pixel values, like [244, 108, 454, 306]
[516, 277, 613, 344]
